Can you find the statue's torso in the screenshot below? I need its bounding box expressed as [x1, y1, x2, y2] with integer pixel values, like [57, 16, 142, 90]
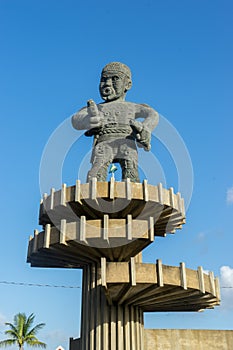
[97, 101, 137, 126]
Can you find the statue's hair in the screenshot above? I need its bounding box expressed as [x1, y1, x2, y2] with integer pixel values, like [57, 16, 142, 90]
[101, 62, 132, 80]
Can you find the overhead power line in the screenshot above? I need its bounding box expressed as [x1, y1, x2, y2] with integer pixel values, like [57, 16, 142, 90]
[0, 281, 80, 289]
[0, 280, 233, 289]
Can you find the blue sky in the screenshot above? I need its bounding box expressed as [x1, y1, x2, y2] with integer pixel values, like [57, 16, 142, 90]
[0, 0, 233, 348]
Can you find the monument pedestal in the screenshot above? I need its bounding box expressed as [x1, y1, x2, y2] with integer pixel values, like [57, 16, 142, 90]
[27, 180, 220, 350]
[80, 263, 144, 350]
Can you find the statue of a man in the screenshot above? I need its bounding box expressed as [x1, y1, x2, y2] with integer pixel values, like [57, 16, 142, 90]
[72, 62, 159, 182]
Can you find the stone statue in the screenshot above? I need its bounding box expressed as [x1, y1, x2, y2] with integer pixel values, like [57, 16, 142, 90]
[72, 62, 159, 182]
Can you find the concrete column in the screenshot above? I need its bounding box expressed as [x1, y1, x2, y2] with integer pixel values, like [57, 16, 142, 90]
[80, 264, 144, 350]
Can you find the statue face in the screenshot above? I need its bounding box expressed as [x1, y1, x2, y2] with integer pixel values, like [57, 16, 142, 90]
[99, 72, 131, 102]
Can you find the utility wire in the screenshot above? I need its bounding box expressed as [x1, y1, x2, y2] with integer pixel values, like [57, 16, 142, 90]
[0, 280, 233, 289]
[0, 281, 80, 289]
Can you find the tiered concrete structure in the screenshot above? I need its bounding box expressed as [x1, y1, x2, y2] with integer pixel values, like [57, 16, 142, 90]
[27, 179, 220, 350]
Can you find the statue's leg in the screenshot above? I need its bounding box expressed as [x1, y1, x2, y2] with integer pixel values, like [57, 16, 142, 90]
[119, 159, 140, 183]
[118, 140, 140, 183]
[87, 160, 111, 182]
[87, 142, 113, 182]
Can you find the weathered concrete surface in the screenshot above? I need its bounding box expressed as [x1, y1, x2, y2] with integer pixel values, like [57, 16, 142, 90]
[104, 261, 220, 312]
[144, 329, 233, 350]
[27, 181, 221, 350]
[28, 181, 186, 266]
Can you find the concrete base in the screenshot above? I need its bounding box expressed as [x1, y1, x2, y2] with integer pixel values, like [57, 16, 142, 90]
[70, 329, 233, 350]
[144, 329, 233, 350]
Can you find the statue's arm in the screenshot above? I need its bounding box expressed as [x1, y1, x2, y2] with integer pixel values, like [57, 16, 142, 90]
[135, 104, 159, 131]
[130, 104, 159, 151]
[72, 107, 89, 130]
[72, 100, 103, 130]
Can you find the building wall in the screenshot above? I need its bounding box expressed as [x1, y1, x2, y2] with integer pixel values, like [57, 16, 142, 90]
[69, 337, 80, 350]
[144, 329, 233, 350]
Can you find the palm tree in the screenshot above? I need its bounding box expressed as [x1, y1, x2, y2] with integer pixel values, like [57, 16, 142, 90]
[0, 313, 46, 349]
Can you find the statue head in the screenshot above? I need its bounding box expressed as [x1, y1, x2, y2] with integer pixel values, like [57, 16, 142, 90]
[99, 62, 132, 102]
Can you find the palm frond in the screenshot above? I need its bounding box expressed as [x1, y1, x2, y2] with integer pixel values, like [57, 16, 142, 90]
[26, 339, 47, 348]
[0, 339, 17, 348]
[4, 322, 17, 334]
[27, 323, 46, 337]
[5, 329, 18, 338]
[24, 313, 35, 334]
[15, 313, 26, 337]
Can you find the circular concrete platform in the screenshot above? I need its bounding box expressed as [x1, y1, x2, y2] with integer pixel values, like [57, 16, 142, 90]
[28, 180, 186, 265]
[39, 180, 185, 236]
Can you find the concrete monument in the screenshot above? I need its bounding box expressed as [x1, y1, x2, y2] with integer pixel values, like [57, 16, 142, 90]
[27, 62, 221, 350]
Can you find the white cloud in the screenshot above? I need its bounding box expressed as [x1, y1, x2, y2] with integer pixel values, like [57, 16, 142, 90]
[41, 329, 69, 350]
[220, 266, 233, 309]
[226, 187, 233, 204]
[220, 266, 233, 285]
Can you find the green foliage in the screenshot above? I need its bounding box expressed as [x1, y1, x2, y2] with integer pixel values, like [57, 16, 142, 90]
[0, 313, 46, 349]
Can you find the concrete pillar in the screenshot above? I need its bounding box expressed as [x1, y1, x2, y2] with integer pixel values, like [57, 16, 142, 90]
[79, 263, 144, 350]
